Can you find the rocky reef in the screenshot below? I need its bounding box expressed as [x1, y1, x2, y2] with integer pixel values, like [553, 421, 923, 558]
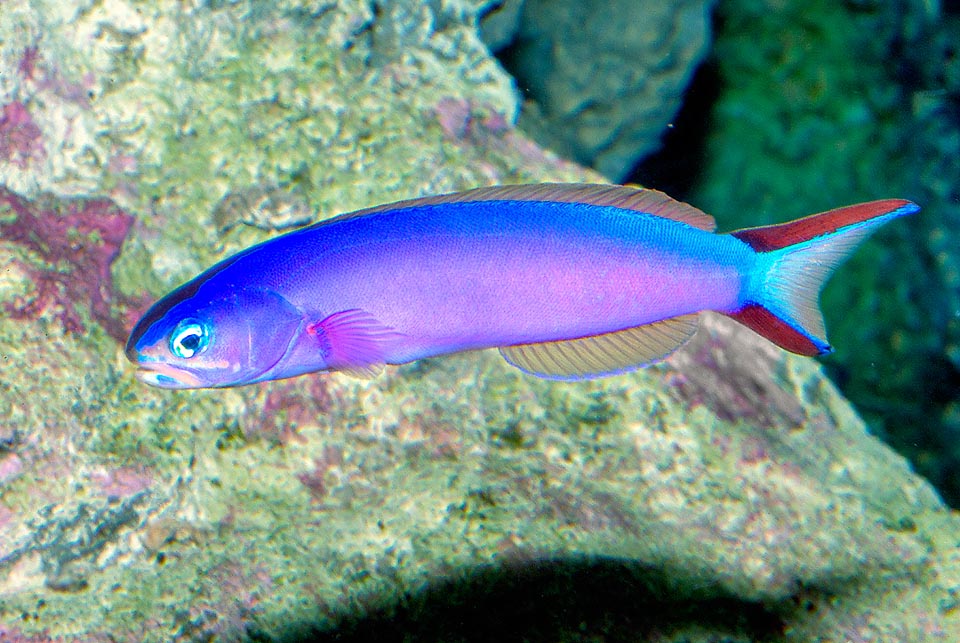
[488, 0, 716, 181]
[0, 1, 958, 641]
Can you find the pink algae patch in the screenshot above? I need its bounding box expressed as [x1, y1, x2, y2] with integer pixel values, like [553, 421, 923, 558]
[0, 626, 112, 643]
[434, 97, 472, 140]
[107, 152, 138, 175]
[0, 101, 46, 169]
[297, 444, 344, 502]
[433, 98, 511, 142]
[17, 46, 41, 81]
[250, 377, 332, 444]
[0, 453, 24, 484]
[90, 466, 153, 498]
[0, 503, 13, 529]
[432, 97, 578, 176]
[0, 188, 135, 342]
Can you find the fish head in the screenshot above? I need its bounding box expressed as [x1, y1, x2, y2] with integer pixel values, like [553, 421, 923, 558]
[125, 284, 303, 389]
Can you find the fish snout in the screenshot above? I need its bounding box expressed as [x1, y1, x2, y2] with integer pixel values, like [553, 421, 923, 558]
[134, 362, 203, 389]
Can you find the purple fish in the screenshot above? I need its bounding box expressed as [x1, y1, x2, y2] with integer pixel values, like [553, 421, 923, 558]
[125, 184, 917, 389]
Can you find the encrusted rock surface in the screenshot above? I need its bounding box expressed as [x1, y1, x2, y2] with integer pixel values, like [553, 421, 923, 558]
[0, 1, 957, 641]
[501, 0, 716, 180]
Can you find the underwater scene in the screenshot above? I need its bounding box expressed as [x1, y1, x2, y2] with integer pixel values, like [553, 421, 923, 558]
[0, 0, 959, 641]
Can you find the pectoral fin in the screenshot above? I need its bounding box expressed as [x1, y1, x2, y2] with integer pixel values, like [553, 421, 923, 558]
[499, 314, 699, 380]
[307, 309, 402, 379]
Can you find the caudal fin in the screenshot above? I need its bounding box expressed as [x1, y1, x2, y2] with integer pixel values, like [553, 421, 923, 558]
[726, 199, 919, 356]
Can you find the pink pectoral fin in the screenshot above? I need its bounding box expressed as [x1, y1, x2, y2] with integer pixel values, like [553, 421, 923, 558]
[307, 309, 402, 378]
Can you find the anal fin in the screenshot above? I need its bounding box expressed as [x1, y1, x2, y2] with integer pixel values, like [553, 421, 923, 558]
[499, 314, 699, 380]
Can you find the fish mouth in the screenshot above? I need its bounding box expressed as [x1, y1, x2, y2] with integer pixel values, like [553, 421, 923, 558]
[134, 362, 204, 389]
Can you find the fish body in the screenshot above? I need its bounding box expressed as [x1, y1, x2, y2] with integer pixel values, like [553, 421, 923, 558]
[126, 184, 917, 388]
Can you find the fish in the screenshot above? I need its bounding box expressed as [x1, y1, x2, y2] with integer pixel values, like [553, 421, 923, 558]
[125, 183, 918, 389]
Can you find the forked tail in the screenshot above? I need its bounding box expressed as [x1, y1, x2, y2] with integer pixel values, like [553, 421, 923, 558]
[726, 199, 919, 356]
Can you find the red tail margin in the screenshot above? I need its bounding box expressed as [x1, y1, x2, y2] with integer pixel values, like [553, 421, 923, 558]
[728, 304, 825, 356]
[731, 199, 915, 252]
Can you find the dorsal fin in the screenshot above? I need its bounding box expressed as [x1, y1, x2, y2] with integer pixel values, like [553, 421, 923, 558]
[499, 314, 700, 380]
[317, 184, 716, 231]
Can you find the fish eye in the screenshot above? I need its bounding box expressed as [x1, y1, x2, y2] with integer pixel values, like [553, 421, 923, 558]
[170, 319, 210, 359]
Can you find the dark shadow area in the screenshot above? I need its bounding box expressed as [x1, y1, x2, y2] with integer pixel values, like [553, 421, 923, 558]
[625, 60, 722, 201]
[493, 24, 535, 99]
[256, 555, 788, 643]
